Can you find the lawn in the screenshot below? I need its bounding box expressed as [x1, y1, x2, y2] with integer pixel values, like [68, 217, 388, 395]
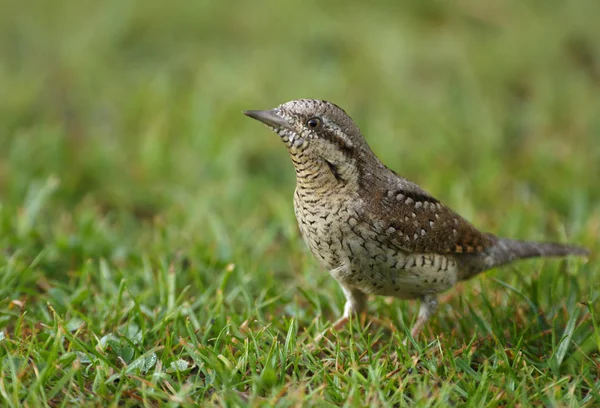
[1, 0, 599, 406]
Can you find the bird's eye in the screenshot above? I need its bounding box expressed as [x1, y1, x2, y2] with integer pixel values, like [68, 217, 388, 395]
[307, 118, 321, 129]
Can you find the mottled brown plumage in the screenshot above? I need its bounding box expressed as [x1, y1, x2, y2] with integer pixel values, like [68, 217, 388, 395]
[244, 99, 589, 339]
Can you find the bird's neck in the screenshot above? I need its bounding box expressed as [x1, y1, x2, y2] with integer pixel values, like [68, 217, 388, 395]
[289, 147, 362, 196]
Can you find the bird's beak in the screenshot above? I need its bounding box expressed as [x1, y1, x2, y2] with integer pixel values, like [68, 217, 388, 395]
[243, 109, 291, 130]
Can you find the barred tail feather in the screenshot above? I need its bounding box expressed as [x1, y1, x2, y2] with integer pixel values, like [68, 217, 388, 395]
[490, 238, 589, 268]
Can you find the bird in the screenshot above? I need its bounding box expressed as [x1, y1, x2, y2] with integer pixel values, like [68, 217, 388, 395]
[243, 99, 589, 340]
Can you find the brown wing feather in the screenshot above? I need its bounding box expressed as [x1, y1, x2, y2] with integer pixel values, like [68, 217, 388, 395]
[363, 178, 497, 254]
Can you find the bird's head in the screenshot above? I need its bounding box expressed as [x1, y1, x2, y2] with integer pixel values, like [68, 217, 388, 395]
[244, 100, 373, 176]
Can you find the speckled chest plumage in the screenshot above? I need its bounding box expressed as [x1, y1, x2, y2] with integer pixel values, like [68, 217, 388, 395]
[293, 180, 460, 300]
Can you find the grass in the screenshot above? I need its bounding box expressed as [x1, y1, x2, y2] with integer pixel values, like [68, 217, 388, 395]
[1, 0, 599, 406]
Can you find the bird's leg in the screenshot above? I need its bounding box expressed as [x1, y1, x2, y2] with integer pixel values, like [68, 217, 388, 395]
[314, 284, 366, 344]
[407, 294, 438, 342]
[333, 285, 367, 328]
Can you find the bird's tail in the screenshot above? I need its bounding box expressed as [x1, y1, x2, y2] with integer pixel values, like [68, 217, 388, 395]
[489, 238, 589, 269]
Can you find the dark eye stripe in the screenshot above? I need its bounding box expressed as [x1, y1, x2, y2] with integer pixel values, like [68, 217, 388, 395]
[322, 128, 354, 156]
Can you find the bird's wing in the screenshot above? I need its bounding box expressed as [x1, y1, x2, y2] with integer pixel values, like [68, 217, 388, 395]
[362, 178, 497, 255]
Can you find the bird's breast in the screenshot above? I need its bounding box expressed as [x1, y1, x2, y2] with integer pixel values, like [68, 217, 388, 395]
[293, 187, 460, 299]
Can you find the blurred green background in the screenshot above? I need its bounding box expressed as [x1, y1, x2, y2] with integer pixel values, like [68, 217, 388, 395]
[0, 0, 599, 405]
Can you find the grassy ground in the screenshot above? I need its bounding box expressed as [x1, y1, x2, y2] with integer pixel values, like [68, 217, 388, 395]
[1, 0, 599, 406]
